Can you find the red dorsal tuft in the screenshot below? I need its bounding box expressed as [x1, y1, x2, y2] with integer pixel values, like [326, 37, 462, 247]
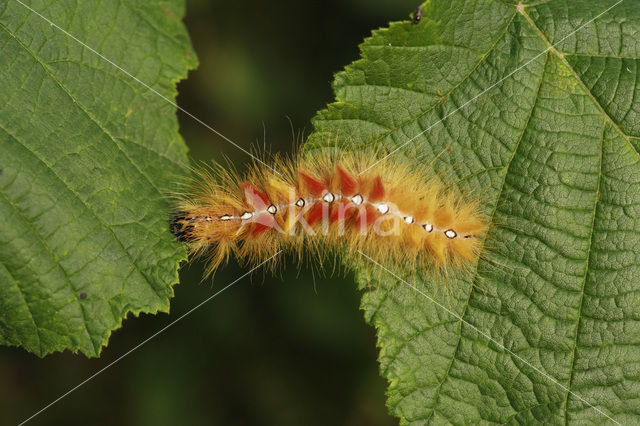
[336, 165, 358, 195]
[252, 223, 270, 237]
[252, 213, 278, 236]
[306, 202, 324, 226]
[243, 184, 269, 209]
[330, 200, 356, 224]
[299, 172, 326, 197]
[369, 176, 385, 202]
[354, 204, 379, 228]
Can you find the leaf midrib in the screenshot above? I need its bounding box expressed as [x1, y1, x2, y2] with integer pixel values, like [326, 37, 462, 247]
[0, 20, 168, 196]
[0, 18, 171, 351]
[332, 9, 517, 149]
[423, 49, 549, 423]
[517, 5, 639, 158]
[0, 19, 165, 274]
[425, 5, 625, 422]
[0, 11, 188, 169]
[561, 117, 605, 426]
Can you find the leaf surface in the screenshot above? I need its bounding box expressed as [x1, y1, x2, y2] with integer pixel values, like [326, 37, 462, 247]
[308, 0, 640, 423]
[0, 0, 196, 356]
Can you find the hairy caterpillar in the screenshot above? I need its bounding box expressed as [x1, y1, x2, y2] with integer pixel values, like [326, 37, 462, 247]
[170, 150, 488, 276]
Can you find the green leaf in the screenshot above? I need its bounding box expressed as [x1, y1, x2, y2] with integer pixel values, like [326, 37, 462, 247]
[308, 0, 640, 423]
[0, 0, 196, 357]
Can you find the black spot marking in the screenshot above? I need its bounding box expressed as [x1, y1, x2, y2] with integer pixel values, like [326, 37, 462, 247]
[412, 5, 423, 24]
[170, 213, 186, 226]
[79, 292, 87, 300]
[174, 230, 195, 242]
[170, 212, 194, 242]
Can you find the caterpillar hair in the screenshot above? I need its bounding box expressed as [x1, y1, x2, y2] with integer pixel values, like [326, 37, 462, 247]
[170, 150, 489, 278]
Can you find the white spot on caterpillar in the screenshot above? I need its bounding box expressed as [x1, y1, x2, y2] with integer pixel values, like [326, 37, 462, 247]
[376, 203, 389, 214]
[173, 151, 490, 276]
[323, 192, 335, 203]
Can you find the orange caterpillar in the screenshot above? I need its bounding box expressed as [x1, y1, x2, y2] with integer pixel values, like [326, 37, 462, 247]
[171, 151, 488, 276]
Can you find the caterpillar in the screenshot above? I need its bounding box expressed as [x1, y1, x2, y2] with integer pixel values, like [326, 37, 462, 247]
[170, 150, 488, 277]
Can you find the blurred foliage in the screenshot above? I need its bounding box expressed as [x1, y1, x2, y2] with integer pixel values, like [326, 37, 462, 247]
[2, 0, 421, 424]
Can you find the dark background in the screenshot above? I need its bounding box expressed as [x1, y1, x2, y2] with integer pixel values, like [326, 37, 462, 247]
[3, 1, 420, 424]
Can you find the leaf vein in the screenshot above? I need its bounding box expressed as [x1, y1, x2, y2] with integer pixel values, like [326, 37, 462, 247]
[562, 122, 605, 425]
[426, 50, 549, 424]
